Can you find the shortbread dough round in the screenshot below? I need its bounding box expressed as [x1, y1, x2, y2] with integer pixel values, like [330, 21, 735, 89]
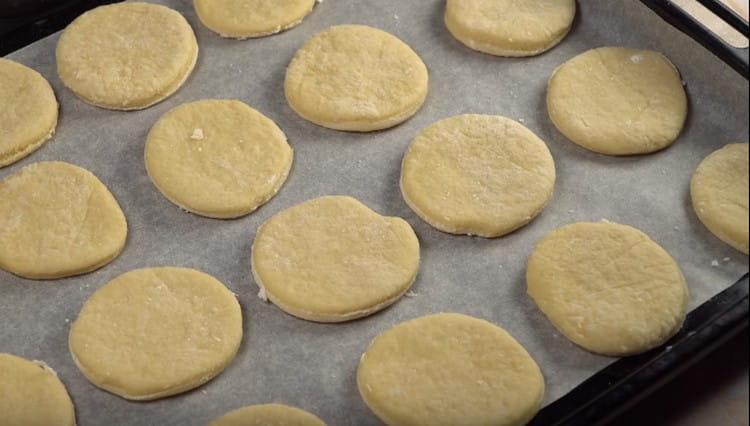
[357, 313, 545, 426]
[285, 25, 429, 132]
[69, 267, 243, 400]
[0, 161, 127, 280]
[195, 0, 315, 39]
[401, 115, 556, 238]
[0, 354, 76, 426]
[445, 0, 576, 57]
[56, 2, 198, 110]
[527, 222, 689, 356]
[547, 47, 688, 156]
[210, 404, 326, 426]
[146, 100, 293, 219]
[252, 196, 420, 322]
[0, 59, 58, 168]
[691, 143, 749, 254]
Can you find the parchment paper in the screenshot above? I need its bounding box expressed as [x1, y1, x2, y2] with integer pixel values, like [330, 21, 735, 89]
[2, 1, 748, 425]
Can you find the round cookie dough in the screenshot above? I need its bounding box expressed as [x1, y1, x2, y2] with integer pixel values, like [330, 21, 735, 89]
[210, 404, 326, 426]
[0, 59, 58, 168]
[195, 0, 316, 39]
[0, 354, 76, 426]
[691, 143, 749, 254]
[445, 0, 576, 57]
[69, 267, 243, 400]
[0, 161, 127, 280]
[547, 47, 688, 156]
[357, 313, 545, 426]
[285, 25, 429, 132]
[251, 196, 420, 322]
[401, 115, 556, 238]
[527, 222, 689, 356]
[56, 2, 198, 110]
[146, 100, 293, 219]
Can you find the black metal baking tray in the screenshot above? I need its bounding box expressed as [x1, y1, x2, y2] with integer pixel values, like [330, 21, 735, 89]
[2, 1, 748, 425]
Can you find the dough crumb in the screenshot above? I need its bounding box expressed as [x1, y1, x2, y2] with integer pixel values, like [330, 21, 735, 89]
[258, 287, 269, 302]
[405, 291, 418, 298]
[191, 128, 205, 140]
[723, 257, 731, 262]
[711, 260, 720, 267]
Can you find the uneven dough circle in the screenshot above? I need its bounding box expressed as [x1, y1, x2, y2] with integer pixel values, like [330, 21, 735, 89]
[691, 143, 749, 254]
[210, 404, 326, 426]
[194, 0, 315, 39]
[547, 47, 688, 156]
[527, 222, 689, 356]
[445, 0, 576, 57]
[401, 115, 556, 238]
[56, 2, 198, 110]
[146, 100, 293, 219]
[252, 196, 420, 322]
[69, 267, 243, 400]
[0, 354, 76, 426]
[0, 59, 58, 168]
[357, 313, 545, 426]
[0, 161, 127, 280]
[285, 25, 429, 132]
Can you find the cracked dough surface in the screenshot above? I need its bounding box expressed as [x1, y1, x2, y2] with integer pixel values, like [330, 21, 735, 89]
[0, 354, 75, 426]
[210, 404, 326, 426]
[69, 267, 243, 400]
[691, 143, 749, 254]
[0, 161, 127, 280]
[357, 313, 545, 426]
[56, 2, 198, 110]
[527, 222, 689, 356]
[145, 100, 293, 219]
[252, 196, 420, 322]
[194, 0, 315, 39]
[285, 25, 429, 132]
[0, 59, 58, 168]
[547, 47, 688, 156]
[401, 115, 556, 238]
[445, 0, 576, 57]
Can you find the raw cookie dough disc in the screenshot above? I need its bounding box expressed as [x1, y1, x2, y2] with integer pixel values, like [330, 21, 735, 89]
[194, 0, 315, 39]
[0, 161, 127, 280]
[210, 404, 326, 426]
[0, 59, 58, 168]
[285, 25, 429, 132]
[0, 354, 76, 426]
[691, 143, 749, 254]
[547, 47, 688, 156]
[252, 196, 420, 322]
[527, 222, 689, 356]
[401, 115, 556, 238]
[357, 313, 545, 426]
[69, 267, 243, 400]
[445, 0, 576, 57]
[56, 2, 198, 110]
[146, 100, 293, 219]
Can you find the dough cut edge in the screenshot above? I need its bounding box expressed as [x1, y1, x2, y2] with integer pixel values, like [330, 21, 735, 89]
[0, 116, 57, 168]
[195, 0, 316, 40]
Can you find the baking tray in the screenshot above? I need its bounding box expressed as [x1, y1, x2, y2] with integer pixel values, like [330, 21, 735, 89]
[1, 1, 748, 425]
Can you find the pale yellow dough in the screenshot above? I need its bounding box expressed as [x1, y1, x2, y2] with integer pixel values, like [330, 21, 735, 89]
[252, 196, 420, 322]
[210, 404, 327, 426]
[56, 2, 198, 110]
[691, 143, 749, 254]
[0, 161, 127, 280]
[145, 100, 293, 219]
[401, 115, 556, 238]
[357, 313, 545, 426]
[194, 0, 315, 39]
[285, 25, 429, 132]
[527, 222, 689, 356]
[547, 47, 688, 156]
[69, 267, 243, 400]
[0, 59, 58, 168]
[445, 0, 576, 57]
[0, 354, 76, 426]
